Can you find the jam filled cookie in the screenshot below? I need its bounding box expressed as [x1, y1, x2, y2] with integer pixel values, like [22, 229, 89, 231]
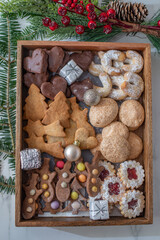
[128, 132, 143, 159]
[119, 100, 145, 130]
[101, 176, 125, 203]
[89, 98, 118, 128]
[117, 160, 145, 189]
[100, 135, 130, 163]
[99, 161, 116, 181]
[119, 190, 145, 218]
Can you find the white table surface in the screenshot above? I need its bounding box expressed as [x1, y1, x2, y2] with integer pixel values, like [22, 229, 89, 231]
[0, 0, 160, 239]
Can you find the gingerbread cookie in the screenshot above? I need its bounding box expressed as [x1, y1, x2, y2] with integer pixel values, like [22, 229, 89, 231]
[25, 134, 64, 159]
[102, 121, 129, 139]
[100, 135, 130, 163]
[69, 97, 95, 137]
[75, 128, 97, 150]
[119, 100, 145, 130]
[90, 134, 105, 159]
[89, 98, 118, 128]
[23, 72, 49, 88]
[85, 151, 104, 197]
[42, 91, 70, 128]
[128, 132, 143, 159]
[74, 158, 88, 187]
[23, 48, 48, 74]
[23, 119, 65, 137]
[41, 76, 67, 100]
[23, 84, 48, 121]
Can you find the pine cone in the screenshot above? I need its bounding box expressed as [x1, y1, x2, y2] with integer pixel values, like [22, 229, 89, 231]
[106, 1, 148, 23]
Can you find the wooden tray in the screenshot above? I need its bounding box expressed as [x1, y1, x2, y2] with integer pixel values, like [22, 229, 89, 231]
[15, 41, 153, 227]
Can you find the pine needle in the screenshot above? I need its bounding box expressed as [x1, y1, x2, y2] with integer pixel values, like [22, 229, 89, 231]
[0, 176, 15, 194]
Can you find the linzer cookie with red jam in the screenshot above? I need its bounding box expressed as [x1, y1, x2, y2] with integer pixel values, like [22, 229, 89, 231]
[117, 160, 145, 189]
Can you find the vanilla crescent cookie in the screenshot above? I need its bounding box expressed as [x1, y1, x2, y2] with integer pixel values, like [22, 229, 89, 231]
[119, 190, 145, 218]
[100, 135, 130, 163]
[99, 161, 116, 181]
[119, 100, 145, 130]
[117, 160, 145, 189]
[128, 132, 143, 159]
[93, 72, 112, 97]
[122, 50, 144, 73]
[99, 50, 126, 76]
[101, 176, 125, 203]
[109, 75, 127, 100]
[89, 98, 118, 128]
[121, 72, 144, 99]
[102, 121, 129, 139]
[88, 61, 103, 76]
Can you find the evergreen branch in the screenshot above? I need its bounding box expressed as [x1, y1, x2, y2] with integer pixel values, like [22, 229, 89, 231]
[0, 149, 15, 157]
[0, 176, 15, 194]
[0, 103, 16, 110]
[0, 55, 8, 62]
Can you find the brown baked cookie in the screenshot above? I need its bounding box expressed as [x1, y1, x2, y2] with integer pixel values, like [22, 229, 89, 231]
[23, 72, 49, 88]
[70, 51, 94, 71]
[75, 127, 97, 150]
[90, 134, 105, 159]
[85, 151, 104, 197]
[100, 135, 130, 163]
[69, 97, 95, 137]
[119, 100, 145, 130]
[128, 132, 143, 159]
[102, 121, 129, 139]
[70, 78, 93, 101]
[89, 98, 118, 128]
[23, 48, 48, 74]
[41, 76, 67, 100]
[58, 52, 70, 72]
[42, 91, 70, 128]
[48, 46, 64, 72]
[23, 84, 48, 121]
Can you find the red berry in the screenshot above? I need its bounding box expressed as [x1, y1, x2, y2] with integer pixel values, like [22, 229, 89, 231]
[53, 0, 59, 2]
[80, 0, 83, 4]
[73, 0, 77, 2]
[75, 4, 84, 14]
[67, 0, 72, 4]
[127, 168, 138, 180]
[108, 182, 120, 195]
[75, 25, 85, 34]
[49, 21, 58, 31]
[103, 24, 112, 34]
[86, 3, 94, 12]
[61, 0, 67, 4]
[99, 12, 108, 23]
[158, 20, 160, 26]
[71, 3, 75, 8]
[99, 169, 109, 181]
[128, 199, 138, 210]
[87, 11, 96, 20]
[58, 6, 67, 16]
[107, 8, 116, 18]
[56, 160, 65, 169]
[61, 16, 70, 26]
[88, 20, 96, 29]
[42, 17, 51, 27]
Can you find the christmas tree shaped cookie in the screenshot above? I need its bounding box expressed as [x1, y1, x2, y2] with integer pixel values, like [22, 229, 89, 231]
[42, 91, 70, 128]
[23, 84, 48, 121]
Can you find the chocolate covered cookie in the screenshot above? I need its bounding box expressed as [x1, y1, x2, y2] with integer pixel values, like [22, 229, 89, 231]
[24, 72, 49, 88]
[70, 78, 93, 101]
[48, 46, 64, 72]
[70, 51, 94, 71]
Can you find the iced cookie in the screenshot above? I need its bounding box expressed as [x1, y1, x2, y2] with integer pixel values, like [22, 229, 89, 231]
[89, 98, 118, 128]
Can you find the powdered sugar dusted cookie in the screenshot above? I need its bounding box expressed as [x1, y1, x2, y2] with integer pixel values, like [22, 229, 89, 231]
[117, 160, 145, 189]
[101, 176, 125, 203]
[119, 190, 145, 218]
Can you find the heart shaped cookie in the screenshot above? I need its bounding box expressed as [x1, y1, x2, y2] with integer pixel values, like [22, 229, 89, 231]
[24, 72, 49, 88]
[70, 78, 93, 101]
[41, 76, 67, 100]
[23, 48, 48, 73]
[48, 46, 65, 72]
[75, 127, 97, 150]
[70, 51, 94, 71]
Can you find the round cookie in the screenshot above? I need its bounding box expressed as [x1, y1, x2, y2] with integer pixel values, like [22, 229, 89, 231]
[102, 121, 129, 139]
[119, 100, 144, 130]
[90, 134, 105, 159]
[100, 135, 130, 163]
[128, 132, 143, 159]
[89, 98, 118, 128]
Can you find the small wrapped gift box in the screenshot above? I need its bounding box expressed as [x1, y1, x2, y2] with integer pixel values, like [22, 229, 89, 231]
[20, 148, 41, 170]
[89, 200, 109, 220]
[59, 59, 83, 85]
